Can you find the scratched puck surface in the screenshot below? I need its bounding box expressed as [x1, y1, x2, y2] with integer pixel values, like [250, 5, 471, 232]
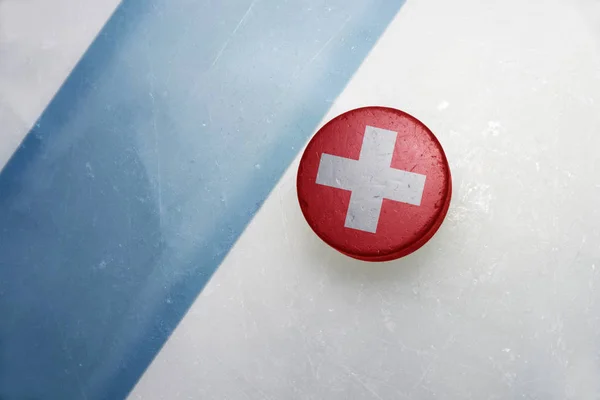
[297, 106, 452, 261]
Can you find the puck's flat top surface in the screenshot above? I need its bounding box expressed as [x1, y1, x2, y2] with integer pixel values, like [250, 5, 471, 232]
[297, 107, 451, 261]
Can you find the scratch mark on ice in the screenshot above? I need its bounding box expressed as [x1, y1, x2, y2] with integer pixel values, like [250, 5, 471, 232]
[407, 332, 456, 396]
[341, 365, 387, 400]
[211, 0, 257, 67]
[51, 312, 89, 400]
[149, 89, 163, 227]
[307, 14, 352, 66]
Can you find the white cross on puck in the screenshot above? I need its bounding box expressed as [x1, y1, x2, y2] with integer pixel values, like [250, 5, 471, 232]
[297, 107, 452, 262]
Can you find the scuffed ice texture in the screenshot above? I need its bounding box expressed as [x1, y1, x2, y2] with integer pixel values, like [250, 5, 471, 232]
[131, 0, 600, 399]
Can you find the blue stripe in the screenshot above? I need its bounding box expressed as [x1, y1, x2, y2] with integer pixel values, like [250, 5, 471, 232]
[0, 0, 404, 398]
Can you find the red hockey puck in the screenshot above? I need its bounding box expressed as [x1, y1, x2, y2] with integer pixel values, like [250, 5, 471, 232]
[297, 106, 451, 262]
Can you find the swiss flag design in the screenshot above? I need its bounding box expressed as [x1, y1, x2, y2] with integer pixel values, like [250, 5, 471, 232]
[297, 107, 451, 261]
